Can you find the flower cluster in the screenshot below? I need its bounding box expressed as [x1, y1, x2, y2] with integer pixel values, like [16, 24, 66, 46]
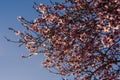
[11, 0, 120, 80]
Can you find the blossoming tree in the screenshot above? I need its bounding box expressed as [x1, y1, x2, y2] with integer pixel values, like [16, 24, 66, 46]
[8, 0, 120, 80]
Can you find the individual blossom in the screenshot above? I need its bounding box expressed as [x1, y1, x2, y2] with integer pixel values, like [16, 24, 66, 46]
[36, 3, 49, 14]
[15, 31, 21, 35]
[101, 36, 114, 48]
[33, 52, 38, 55]
[17, 16, 23, 21]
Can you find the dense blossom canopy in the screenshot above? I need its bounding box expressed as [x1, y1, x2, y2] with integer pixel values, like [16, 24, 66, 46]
[9, 0, 120, 80]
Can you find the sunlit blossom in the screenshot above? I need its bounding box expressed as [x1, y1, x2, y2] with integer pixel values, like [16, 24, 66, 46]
[33, 52, 38, 55]
[17, 16, 22, 21]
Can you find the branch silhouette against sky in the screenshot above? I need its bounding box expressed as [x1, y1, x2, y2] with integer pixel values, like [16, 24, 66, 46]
[3, 0, 120, 80]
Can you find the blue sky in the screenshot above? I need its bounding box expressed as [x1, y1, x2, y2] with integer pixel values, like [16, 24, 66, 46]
[0, 0, 62, 80]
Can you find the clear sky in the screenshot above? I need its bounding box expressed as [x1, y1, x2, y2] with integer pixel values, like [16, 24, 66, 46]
[0, 0, 62, 80]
